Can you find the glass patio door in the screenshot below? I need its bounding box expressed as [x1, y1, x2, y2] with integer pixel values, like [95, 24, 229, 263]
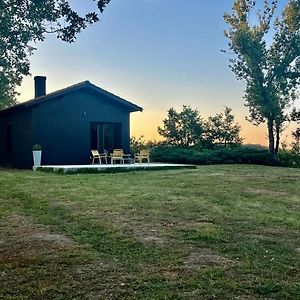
[90, 122, 121, 153]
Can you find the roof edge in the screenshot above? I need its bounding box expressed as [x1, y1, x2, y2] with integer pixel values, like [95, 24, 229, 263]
[0, 80, 143, 114]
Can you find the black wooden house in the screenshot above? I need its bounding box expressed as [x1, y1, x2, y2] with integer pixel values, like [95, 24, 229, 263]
[0, 76, 142, 168]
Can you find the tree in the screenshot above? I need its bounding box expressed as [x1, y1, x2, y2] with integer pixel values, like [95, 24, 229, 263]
[224, 0, 300, 159]
[158, 105, 205, 146]
[0, 0, 111, 109]
[205, 107, 242, 147]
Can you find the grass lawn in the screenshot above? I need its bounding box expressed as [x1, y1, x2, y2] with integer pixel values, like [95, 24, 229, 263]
[0, 165, 299, 299]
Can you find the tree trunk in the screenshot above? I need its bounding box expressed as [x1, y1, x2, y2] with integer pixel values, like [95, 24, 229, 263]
[267, 119, 275, 160]
[275, 122, 280, 159]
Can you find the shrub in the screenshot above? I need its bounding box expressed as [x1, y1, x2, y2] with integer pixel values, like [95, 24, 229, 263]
[130, 136, 164, 155]
[150, 145, 300, 168]
[32, 144, 42, 151]
[278, 151, 300, 168]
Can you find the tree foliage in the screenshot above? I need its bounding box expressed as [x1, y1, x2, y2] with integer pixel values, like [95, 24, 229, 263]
[205, 107, 243, 147]
[224, 0, 300, 158]
[158, 105, 205, 147]
[0, 0, 111, 109]
[158, 105, 242, 148]
[291, 107, 300, 123]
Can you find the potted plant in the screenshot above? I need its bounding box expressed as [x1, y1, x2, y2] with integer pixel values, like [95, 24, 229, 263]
[32, 144, 42, 169]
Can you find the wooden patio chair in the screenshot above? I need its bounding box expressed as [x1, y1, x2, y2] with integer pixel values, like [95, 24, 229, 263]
[134, 149, 150, 164]
[91, 149, 107, 164]
[110, 149, 125, 164]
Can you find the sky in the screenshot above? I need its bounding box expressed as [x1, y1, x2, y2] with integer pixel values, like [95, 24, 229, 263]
[17, 0, 298, 145]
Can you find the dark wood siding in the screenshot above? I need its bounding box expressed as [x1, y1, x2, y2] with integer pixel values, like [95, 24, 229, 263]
[31, 89, 131, 165]
[0, 109, 33, 168]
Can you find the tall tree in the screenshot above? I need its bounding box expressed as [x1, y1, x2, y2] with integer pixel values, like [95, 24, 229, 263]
[0, 0, 111, 109]
[224, 0, 300, 159]
[205, 107, 242, 147]
[158, 105, 205, 146]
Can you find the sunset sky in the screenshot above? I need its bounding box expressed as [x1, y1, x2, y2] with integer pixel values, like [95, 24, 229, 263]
[17, 0, 298, 145]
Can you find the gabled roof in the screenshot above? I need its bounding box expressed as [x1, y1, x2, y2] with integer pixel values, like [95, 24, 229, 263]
[0, 81, 143, 114]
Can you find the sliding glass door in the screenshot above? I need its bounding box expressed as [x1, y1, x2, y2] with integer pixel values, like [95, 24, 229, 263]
[90, 122, 121, 152]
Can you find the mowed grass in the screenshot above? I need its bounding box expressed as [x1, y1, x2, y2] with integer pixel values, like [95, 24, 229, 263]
[0, 165, 299, 299]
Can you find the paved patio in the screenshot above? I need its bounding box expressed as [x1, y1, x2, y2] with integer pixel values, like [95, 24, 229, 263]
[36, 163, 196, 174]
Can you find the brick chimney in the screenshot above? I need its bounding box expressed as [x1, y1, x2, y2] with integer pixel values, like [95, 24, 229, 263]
[34, 76, 46, 98]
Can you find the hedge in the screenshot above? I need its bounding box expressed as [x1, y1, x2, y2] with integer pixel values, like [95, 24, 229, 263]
[150, 146, 300, 168]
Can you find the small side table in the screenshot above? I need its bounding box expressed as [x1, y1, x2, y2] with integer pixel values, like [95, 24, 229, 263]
[123, 154, 133, 164]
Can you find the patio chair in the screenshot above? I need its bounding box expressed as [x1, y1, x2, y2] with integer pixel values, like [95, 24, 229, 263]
[110, 149, 125, 164]
[134, 149, 150, 164]
[91, 149, 107, 164]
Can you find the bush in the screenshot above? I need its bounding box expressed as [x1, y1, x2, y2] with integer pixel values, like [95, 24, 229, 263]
[130, 136, 161, 155]
[32, 144, 42, 151]
[278, 151, 300, 168]
[150, 145, 300, 168]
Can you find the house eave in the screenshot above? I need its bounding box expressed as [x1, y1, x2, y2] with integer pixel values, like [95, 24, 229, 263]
[0, 81, 143, 115]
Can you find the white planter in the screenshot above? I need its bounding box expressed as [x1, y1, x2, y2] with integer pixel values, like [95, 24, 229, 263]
[33, 151, 42, 169]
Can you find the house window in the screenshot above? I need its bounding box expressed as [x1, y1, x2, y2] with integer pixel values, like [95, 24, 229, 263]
[90, 122, 121, 153]
[6, 125, 12, 153]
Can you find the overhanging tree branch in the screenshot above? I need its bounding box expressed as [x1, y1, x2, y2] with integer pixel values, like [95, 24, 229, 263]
[0, 0, 112, 109]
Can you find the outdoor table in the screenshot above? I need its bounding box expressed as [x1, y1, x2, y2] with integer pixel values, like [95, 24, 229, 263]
[123, 154, 133, 164]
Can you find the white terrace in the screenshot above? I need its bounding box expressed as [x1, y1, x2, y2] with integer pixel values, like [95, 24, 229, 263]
[37, 163, 196, 174]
